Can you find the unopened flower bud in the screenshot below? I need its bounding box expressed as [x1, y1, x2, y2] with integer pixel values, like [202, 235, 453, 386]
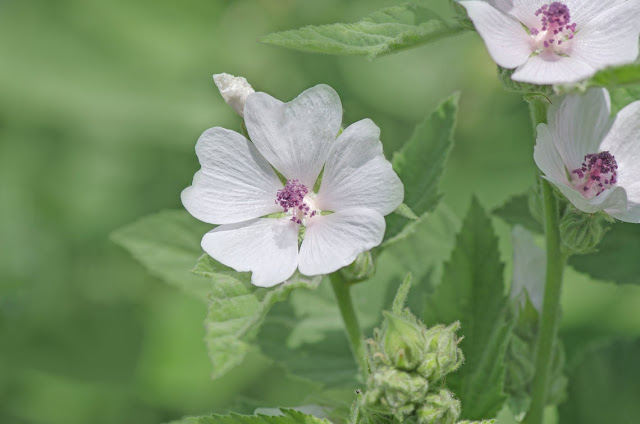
[382, 312, 427, 371]
[417, 322, 464, 380]
[341, 251, 375, 282]
[559, 210, 608, 254]
[364, 366, 429, 420]
[416, 389, 461, 424]
[213, 73, 255, 117]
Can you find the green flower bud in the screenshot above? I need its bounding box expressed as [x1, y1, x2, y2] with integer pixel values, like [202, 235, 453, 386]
[341, 251, 375, 282]
[416, 389, 461, 424]
[417, 322, 464, 380]
[559, 210, 609, 254]
[364, 366, 429, 421]
[381, 312, 427, 371]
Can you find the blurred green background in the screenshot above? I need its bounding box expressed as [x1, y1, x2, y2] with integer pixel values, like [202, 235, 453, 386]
[1, 0, 639, 423]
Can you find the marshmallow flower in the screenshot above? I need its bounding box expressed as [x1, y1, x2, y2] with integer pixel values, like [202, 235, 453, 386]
[182, 84, 404, 287]
[460, 0, 640, 85]
[534, 88, 640, 222]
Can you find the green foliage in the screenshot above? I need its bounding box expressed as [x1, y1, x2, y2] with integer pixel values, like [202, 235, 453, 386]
[110, 210, 215, 300]
[423, 198, 511, 420]
[610, 84, 640, 114]
[385, 94, 459, 243]
[589, 63, 640, 88]
[260, 4, 464, 59]
[195, 254, 322, 379]
[169, 409, 331, 424]
[569, 222, 640, 285]
[558, 339, 640, 424]
[492, 193, 543, 234]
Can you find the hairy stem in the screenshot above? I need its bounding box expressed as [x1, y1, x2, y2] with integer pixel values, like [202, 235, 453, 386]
[524, 99, 567, 424]
[330, 272, 368, 378]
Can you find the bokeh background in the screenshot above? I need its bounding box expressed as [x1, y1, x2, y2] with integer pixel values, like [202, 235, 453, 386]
[1, 0, 639, 423]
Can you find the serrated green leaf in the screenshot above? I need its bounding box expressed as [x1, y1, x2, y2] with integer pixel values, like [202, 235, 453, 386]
[168, 408, 332, 424]
[199, 254, 323, 379]
[558, 339, 640, 424]
[423, 198, 511, 420]
[260, 4, 464, 59]
[110, 210, 214, 300]
[384, 93, 458, 243]
[610, 84, 640, 114]
[492, 193, 543, 234]
[569, 221, 640, 285]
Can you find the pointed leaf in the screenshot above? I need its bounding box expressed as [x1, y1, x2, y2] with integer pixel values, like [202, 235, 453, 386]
[492, 193, 543, 234]
[260, 4, 464, 59]
[110, 210, 214, 300]
[384, 93, 458, 244]
[424, 198, 511, 420]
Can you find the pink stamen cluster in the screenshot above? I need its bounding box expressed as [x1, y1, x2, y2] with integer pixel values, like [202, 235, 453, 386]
[530, 2, 576, 48]
[571, 151, 618, 198]
[276, 179, 316, 224]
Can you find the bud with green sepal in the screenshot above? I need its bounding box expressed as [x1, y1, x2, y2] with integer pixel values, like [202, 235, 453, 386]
[341, 251, 376, 283]
[379, 311, 428, 371]
[559, 208, 611, 255]
[416, 389, 461, 424]
[363, 366, 430, 421]
[416, 322, 464, 381]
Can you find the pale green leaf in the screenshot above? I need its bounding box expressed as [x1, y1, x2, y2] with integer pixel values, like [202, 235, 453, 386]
[199, 254, 323, 379]
[384, 93, 458, 244]
[569, 222, 640, 285]
[492, 193, 543, 234]
[110, 210, 214, 301]
[589, 62, 640, 88]
[168, 408, 332, 424]
[260, 4, 464, 59]
[424, 198, 511, 420]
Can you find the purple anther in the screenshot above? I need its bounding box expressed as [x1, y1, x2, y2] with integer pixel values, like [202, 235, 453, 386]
[571, 151, 618, 198]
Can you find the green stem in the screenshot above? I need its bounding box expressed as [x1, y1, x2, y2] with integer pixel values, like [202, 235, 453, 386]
[524, 101, 567, 424]
[330, 272, 368, 378]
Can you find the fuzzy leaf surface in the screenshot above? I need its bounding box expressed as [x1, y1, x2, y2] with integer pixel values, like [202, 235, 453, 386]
[260, 4, 462, 59]
[169, 409, 331, 424]
[197, 254, 322, 379]
[385, 93, 458, 243]
[110, 209, 214, 300]
[492, 193, 543, 234]
[424, 198, 510, 420]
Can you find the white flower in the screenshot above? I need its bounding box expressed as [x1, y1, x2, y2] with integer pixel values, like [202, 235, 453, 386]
[181, 83, 404, 287]
[459, 0, 640, 85]
[534, 88, 640, 222]
[213, 73, 255, 116]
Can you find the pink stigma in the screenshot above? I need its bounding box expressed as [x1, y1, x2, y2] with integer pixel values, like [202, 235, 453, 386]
[530, 3, 576, 51]
[276, 179, 316, 224]
[571, 152, 618, 199]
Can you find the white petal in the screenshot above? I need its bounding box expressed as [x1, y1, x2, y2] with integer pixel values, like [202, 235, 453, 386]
[554, 181, 628, 215]
[298, 208, 385, 276]
[213, 73, 255, 117]
[601, 101, 640, 188]
[181, 127, 283, 225]
[568, 0, 631, 28]
[606, 183, 640, 223]
[315, 119, 404, 215]
[201, 218, 299, 287]
[508, 0, 545, 28]
[244, 85, 343, 188]
[572, 1, 640, 71]
[547, 88, 613, 171]
[600, 100, 640, 223]
[460, 1, 534, 68]
[512, 52, 595, 85]
[534, 123, 569, 184]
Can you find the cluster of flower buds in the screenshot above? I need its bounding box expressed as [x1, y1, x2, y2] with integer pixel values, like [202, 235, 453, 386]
[361, 308, 466, 424]
[559, 208, 610, 255]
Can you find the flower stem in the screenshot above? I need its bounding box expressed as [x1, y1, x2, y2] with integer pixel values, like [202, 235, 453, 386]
[524, 101, 567, 424]
[329, 272, 368, 378]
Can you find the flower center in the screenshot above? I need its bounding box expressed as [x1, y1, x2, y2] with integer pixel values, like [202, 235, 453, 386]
[276, 179, 318, 225]
[530, 3, 576, 53]
[571, 152, 618, 199]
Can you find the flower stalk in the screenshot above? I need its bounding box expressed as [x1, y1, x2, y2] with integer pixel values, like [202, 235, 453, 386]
[329, 272, 368, 379]
[523, 102, 567, 424]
